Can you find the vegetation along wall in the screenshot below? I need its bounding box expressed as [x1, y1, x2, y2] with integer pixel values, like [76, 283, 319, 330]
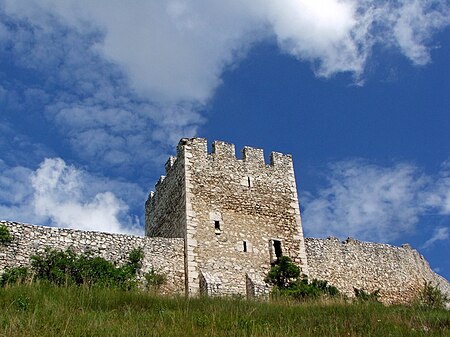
[0, 221, 185, 294]
[306, 237, 450, 304]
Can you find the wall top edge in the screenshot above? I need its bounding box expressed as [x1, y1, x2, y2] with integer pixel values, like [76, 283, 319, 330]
[174, 137, 293, 166]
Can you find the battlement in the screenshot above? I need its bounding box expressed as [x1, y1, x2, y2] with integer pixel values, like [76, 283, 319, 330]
[174, 137, 293, 168]
[149, 138, 293, 200]
[164, 156, 177, 175]
[148, 138, 296, 206]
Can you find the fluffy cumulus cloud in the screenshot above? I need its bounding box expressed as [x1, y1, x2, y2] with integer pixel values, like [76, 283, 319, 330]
[0, 0, 448, 171]
[301, 159, 450, 244]
[0, 158, 144, 235]
[4, 1, 449, 96]
[0, 1, 449, 233]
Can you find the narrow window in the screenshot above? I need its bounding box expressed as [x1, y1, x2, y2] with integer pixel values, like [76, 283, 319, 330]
[243, 241, 247, 252]
[214, 220, 221, 235]
[247, 177, 251, 187]
[273, 240, 282, 259]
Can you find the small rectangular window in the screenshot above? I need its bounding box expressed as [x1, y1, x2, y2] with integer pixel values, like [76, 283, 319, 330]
[214, 220, 221, 235]
[243, 241, 247, 252]
[273, 240, 282, 259]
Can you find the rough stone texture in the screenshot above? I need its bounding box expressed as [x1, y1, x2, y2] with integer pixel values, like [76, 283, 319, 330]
[306, 237, 450, 304]
[145, 154, 185, 238]
[0, 221, 185, 294]
[146, 138, 309, 297]
[246, 273, 270, 299]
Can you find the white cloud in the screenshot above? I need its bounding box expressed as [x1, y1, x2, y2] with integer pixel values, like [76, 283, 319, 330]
[423, 226, 449, 248]
[424, 159, 450, 215]
[259, 0, 368, 76]
[301, 159, 450, 242]
[31, 158, 143, 234]
[0, 159, 144, 235]
[1, 0, 262, 104]
[1, 0, 449, 174]
[1, 1, 449, 235]
[392, 0, 450, 65]
[0, 160, 41, 224]
[3, 0, 449, 102]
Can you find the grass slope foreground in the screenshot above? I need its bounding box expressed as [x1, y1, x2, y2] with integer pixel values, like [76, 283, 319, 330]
[0, 284, 449, 336]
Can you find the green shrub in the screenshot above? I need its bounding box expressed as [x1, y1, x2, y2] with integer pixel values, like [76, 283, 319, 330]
[0, 266, 31, 287]
[265, 256, 301, 289]
[0, 224, 12, 245]
[417, 281, 449, 309]
[354, 288, 381, 302]
[27, 248, 143, 289]
[31, 248, 77, 286]
[266, 256, 340, 300]
[144, 268, 167, 290]
[127, 248, 144, 273]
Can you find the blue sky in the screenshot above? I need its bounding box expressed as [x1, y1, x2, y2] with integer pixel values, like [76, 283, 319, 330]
[0, 1, 449, 279]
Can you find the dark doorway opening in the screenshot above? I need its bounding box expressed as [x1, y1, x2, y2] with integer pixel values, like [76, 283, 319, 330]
[273, 240, 282, 259]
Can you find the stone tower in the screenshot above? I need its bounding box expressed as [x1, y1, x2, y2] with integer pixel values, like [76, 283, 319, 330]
[145, 138, 308, 296]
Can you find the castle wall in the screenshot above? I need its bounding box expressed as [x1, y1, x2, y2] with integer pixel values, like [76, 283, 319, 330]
[0, 221, 185, 294]
[145, 154, 186, 238]
[305, 237, 450, 304]
[183, 138, 308, 296]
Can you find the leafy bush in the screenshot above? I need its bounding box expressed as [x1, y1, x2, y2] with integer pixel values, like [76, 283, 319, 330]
[31, 248, 77, 286]
[127, 248, 145, 273]
[265, 256, 300, 289]
[0, 224, 12, 245]
[5, 247, 146, 289]
[417, 281, 449, 309]
[0, 266, 31, 287]
[144, 268, 167, 290]
[265, 256, 340, 300]
[354, 288, 381, 302]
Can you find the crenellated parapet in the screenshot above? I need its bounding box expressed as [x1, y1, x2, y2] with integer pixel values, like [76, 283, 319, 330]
[171, 137, 293, 169]
[149, 138, 295, 202]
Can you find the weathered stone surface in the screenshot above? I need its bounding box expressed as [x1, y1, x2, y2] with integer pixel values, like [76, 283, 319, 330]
[0, 221, 185, 294]
[146, 138, 308, 297]
[306, 237, 450, 304]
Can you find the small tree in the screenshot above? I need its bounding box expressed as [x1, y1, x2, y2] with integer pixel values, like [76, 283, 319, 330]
[0, 224, 12, 245]
[265, 256, 339, 300]
[265, 256, 300, 289]
[417, 281, 449, 309]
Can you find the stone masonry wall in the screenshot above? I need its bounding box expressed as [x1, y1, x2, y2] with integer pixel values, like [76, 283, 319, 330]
[184, 138, 308, 296]
[306, 237, 450, 304]
[0, 221, 185, 294]
[145, 154, 186, 238]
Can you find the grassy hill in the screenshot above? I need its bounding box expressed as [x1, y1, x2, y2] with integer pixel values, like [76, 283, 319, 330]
[1, 284, 449, 336]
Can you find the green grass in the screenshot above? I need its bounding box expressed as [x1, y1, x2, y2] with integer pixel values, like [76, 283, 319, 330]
[0, 284, 449, 336]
